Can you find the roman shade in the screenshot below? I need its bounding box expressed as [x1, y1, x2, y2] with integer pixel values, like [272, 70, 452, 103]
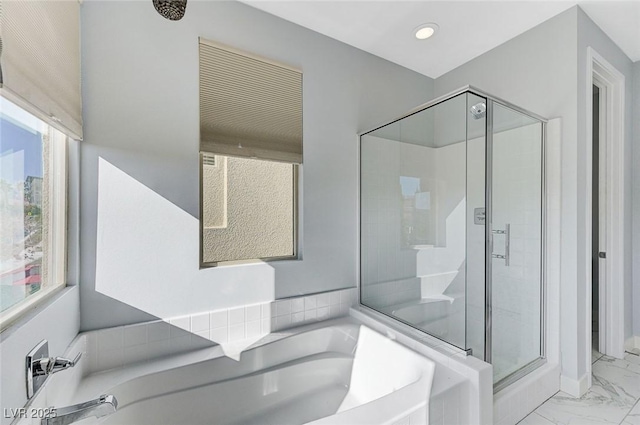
[0, 0, 82, 140]
[199, 38, 302, 163]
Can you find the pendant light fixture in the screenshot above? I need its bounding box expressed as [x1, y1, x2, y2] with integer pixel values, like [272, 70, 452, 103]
[152, 0, 187, 21]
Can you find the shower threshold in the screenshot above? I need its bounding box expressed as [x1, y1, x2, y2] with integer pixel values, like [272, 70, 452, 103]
[494, 357, 547, 393]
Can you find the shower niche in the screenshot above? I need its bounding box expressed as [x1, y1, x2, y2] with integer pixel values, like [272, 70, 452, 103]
[359, 87, 545, 389]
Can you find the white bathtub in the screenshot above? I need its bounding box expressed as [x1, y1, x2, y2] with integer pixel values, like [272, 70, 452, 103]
[103, 322, 434, 425]
[25, 319, 436, 425]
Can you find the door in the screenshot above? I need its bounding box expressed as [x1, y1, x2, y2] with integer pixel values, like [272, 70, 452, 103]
[489, 101, 544, 385]
[593, 83, 607, 355]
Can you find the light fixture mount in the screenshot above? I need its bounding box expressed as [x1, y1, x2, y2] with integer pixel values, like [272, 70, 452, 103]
[414, 23, 439, 40]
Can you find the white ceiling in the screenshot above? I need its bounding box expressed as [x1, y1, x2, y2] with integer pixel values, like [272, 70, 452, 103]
[240, 1, 640, 78]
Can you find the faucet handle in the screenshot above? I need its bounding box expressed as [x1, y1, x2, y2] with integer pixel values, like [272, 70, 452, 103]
[58, 352, 82, 368]
[26, 340, 83, 400]
[51, 352, 82, 372]
[33, 352, 82, 376]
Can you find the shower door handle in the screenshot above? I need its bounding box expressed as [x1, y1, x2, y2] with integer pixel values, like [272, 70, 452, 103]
[492, 223, 510, 266]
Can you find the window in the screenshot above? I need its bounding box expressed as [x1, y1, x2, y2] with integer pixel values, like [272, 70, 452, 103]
[199, 39, 302, 266]
[0, 98, 67, 329]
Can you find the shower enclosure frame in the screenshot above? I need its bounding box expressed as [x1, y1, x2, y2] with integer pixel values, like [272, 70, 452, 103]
[357, 85, 548, 391]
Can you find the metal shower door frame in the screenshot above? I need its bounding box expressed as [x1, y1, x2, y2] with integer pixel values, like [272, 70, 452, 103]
[480, 94, 548, 391]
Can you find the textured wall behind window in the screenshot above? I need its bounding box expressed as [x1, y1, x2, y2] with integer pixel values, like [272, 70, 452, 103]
[202, 156, 294, 263]
[202, 156, 227, 228]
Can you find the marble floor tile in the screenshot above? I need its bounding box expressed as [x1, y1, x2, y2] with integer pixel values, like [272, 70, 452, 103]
[625, 353, 640, 367]
[535, 391, 620, 425]
[518, 412, 556, 424]
[597, 354, 640, 375]
[535, 361, 640, 425]
[622, 400, 640, 425]
[591, 359, 640, 401]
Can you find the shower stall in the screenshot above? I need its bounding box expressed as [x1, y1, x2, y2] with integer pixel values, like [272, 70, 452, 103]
[359, 86, 545, 389]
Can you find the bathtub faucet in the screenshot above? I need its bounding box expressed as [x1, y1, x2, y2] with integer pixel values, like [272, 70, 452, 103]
[41, 394, 118, 425]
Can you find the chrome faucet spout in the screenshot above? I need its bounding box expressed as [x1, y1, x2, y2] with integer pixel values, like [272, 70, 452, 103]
[41, 395, 118, 425]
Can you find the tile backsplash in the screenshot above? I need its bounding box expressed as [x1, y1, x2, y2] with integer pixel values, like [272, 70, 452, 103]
[271, 288, 357, 331]
[85, 319, 214, 374]
[86, 288, 357, 373]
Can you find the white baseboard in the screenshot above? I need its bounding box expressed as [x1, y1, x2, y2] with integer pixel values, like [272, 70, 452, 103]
[625, 336, 640, 352]
[560, 373, 589, 397]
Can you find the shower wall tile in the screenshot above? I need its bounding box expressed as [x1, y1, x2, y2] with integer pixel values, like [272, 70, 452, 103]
[360, 277, 421, 310]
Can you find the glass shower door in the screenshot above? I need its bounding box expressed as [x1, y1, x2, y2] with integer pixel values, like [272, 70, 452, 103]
[489, 102, 544, 385]
[360, 93, 473, 351]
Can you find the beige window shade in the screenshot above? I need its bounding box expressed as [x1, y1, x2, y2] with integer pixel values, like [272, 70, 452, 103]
[199, 39, 302, 163]
[0, 0, 82, 140]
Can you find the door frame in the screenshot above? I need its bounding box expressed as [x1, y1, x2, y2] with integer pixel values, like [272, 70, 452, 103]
[584, 47, 626, 382]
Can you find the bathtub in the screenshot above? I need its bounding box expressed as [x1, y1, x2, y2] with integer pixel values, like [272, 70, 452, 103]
[32, 319, 436, 425]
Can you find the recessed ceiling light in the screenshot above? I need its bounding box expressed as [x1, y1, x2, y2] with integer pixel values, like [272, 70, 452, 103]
[414, 23, 439, 40]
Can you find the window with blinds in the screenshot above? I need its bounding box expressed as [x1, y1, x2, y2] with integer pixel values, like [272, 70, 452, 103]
[199, 38, 302, 163]
[0, 0, 78, 329]
[199, 39, 301, 266]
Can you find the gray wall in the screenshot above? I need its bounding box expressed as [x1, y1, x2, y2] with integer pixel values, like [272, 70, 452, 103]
[634, 60, 640, 338]
[79, 1, 434, 330]
[0, 288, 80, 425]
[576, 7, 635, 345]
[435, 7, 581, 383]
